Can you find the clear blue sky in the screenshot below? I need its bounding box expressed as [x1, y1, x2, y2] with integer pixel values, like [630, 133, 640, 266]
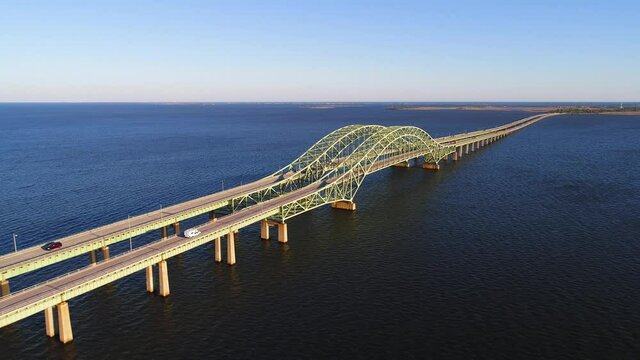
[1, 0, 638, 102]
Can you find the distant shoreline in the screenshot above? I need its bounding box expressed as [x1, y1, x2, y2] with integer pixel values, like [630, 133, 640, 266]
[388, 105, 640, 115]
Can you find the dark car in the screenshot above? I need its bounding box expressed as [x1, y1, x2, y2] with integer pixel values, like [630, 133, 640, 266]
[42, 241, 62, 251]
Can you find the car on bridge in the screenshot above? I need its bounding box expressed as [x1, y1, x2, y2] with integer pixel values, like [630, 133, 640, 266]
[41, 241, 62, 251]
[183, 228, 201, 238]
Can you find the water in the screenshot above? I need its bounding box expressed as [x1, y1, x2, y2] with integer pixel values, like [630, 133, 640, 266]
[0, 104, 639, 359]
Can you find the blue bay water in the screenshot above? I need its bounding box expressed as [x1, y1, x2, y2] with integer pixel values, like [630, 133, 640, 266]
[0, 103, 639, 359]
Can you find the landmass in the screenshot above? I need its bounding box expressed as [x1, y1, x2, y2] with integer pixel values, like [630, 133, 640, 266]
[389, 105, 640, 115]
[303, 103, 361, 109]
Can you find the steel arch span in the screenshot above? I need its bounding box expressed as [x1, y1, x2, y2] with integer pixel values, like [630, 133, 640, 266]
[274, 125, 455, 221]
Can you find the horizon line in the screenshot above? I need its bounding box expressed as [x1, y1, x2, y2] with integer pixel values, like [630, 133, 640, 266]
[0, 101, 638, 104]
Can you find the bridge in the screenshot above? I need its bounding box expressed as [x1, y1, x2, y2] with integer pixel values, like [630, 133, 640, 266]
[0, 113, 556, 343]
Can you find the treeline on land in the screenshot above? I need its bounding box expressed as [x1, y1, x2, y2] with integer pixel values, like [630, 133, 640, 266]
[549, 106, 640, 114]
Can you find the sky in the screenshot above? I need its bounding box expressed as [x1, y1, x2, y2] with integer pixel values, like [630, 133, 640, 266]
[1, 0, 639, 102]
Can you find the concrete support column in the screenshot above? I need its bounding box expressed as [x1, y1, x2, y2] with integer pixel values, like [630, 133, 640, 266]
[214, 237, 222, 262]
[260, 220, 270, 240]
[471, 142, 476, 151]
[227, 232, 236, 265]
[465, 144, 469, 155]
[331, 201, 356, 211]
[393, 160, 410, 168]
[158, 260, 170, 297]
[457, 147, 463, 159]
[422, 162, 440, 170]
[208, 211, 216, 222]
[145, 265, 154, 293]
[162, 226, 168, 239]
[89, 250, 97, 266]
[173, 222, 181, 236]
[101, 246, 110, 260]
[278, 223, 288, 243]
[57, 302, 73, 344]
[44, 307, 55, 337]
[452, 149, 459, 161]
[1, 280, 10, 297]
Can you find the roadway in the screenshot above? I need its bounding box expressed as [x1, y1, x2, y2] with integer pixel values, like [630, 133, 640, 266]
[0, 113, 554, 283]
[0, 113, 553, 329]
[0, 175, 283, 280]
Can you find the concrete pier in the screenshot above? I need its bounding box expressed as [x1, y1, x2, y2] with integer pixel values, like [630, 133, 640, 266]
[260, 220, 270, 240]
[89, 250, 97, 266]
[423, 162, 440, 170]
[452, 149, 459, 161]
[331, 201, 356, 211]
[145, 265, 154, 293]
[458, 147, 463, 159]
[158, 260, 170, 297]
[44, 307, 55, 337]
[57, 302, 73, 344]
[214, 237, 222, 262]
[208, 210, 216, 222]
[101, 247, 110, 260]
[173, 222, 181, 236]
[393, 160, 410, 168]
[1, 279, 10, 297]
[162, 226, 168, 239]
[278, 223, 288, 243]
[227, 232, 236, 265]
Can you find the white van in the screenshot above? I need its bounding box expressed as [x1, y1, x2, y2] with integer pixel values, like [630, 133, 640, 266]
[183, 228, 201, 238]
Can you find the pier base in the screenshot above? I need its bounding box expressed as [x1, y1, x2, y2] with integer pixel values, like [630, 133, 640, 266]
[278, 223, 288, 243]
[260, 220, 270, 240]
[146, 265, 154, 293]
[465, 144, 469, 155]
[44, 307, 55, 337]
[208, 210, 216, 222]
[227, 232, 236, 265]
[0, 280, 9, 297]
[101, 247, 110, 260]
[173, 222, 181, 236]
[452, 150, 459, 161]
[214, 237, 222, 262]
[422, 162, 440, 170]
[162, 226, 168, 239]
[158, 260, 170, 297]
[331, 201, 356, 211]
[393, 161, 410, 168]
[57, 302, 73, 344]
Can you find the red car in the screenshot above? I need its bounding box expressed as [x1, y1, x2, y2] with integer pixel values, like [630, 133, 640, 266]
[42, 241, 62, 251]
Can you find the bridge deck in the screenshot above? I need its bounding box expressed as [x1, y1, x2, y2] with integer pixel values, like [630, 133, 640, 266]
[0, 113, 556, 329]
[0, 175, 284, 281]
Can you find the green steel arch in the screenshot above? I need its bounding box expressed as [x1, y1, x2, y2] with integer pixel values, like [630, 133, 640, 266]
[230, 125, 387, 211]
[275, 126, 454, 220]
